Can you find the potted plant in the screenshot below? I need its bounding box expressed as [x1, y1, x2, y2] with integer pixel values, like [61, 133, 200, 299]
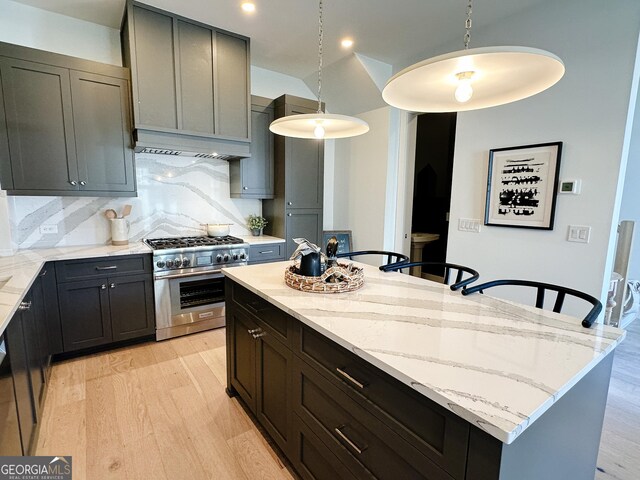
[247, 214, 268, 236]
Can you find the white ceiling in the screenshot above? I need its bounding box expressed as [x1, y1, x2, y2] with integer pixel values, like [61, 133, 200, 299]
[12, 0, 553, 79]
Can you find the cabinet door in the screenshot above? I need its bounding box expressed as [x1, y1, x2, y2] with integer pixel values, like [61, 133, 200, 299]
[244, 104, 274, 197]
[70, 71, 135, 193]
[177, 20, 214, 134]
[5, 314, 35, 455]
[131, 5, 177, 129]
[25, 277, 49, 409]
[58, 279, 112, 351]
[284, 105, 324, 209]
[0, 58, 78, 191]
[285, 209, 323, 258]
[228, 307, 258, 413]
[0, 334, 23, 456]
[215, 32, 249, 139]
[256, 331, 293, 457]
[109, 274, 155, 342]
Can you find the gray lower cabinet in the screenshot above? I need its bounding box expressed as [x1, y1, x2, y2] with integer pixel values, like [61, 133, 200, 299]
[263, 95, 324, 257]
[0, 42, 135, 196]
[122, 1, 250, 155]
[56, 255, 155, 352]
[4, 272, 51, 455]
[226, 280, 471, 480]
[230, 96, 275, 199]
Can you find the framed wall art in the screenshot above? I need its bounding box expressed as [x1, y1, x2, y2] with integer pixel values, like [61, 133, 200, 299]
[485, 142, 563, 230]
[322, 230, 352, 254]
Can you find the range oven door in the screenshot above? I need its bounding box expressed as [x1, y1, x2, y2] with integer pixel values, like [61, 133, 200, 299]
[154, 272, 226, 334]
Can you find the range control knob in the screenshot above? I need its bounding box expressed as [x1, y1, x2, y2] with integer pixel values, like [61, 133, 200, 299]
[233, 254, 239, 261]
[156, 260, 166, 268]
[216, 254, 223, 263]
[174, 258, 182, 268]
[240, 253, 247, 260]
[165, 259, 174, 268]
[182, 258, 191, 267]
[223, 254, 230, 262]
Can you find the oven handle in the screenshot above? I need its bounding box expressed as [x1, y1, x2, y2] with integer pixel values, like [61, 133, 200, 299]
[154, 270, 225, 281]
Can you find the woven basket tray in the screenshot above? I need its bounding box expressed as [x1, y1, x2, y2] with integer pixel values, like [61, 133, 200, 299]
[284, 263, 364, 294]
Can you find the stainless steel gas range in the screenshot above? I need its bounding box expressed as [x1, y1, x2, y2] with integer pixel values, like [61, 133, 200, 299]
[144, 236, 249, 340]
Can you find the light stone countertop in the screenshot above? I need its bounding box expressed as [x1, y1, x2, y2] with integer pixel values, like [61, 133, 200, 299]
[0, 242, 152, 337]
[239, 235, 286, 245]
[222, 260, 626, 445]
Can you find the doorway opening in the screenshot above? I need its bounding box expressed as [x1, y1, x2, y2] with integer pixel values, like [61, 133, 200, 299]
[410, 112, 457, 280]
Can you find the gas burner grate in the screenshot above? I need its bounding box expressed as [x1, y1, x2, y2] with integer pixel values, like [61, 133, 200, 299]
[145, 235, 246, 250]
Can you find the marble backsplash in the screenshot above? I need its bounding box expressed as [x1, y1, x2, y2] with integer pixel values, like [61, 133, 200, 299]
[7, 153, 262, 249]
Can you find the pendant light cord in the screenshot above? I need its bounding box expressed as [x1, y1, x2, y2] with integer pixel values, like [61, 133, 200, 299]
[317, 0, 323, 113]
[464, 0, 472, 49]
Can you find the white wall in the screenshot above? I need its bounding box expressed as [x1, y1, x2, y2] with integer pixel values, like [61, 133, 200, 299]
[0, 0, 122, 65]
[443, 0, 640, 311]
[251, 66, 315, 100]
[333, 107, 391, 264]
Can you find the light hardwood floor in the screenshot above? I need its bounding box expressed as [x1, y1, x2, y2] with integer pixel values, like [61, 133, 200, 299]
[596, 318, 640, 480]
[36, 322, 639, 479]
[35, 329, 296, 480]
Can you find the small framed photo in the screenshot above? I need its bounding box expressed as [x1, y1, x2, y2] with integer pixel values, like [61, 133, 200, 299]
[485, 142, 563, 230]
[322, 230, 352, 255]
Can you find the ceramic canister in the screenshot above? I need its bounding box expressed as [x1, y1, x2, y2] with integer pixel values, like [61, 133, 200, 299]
[110, 218, 130, 246]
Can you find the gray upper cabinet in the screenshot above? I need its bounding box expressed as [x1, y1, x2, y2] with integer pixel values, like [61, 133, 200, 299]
[230, 96, 275, 199]
[0, 42, 136, 196]
[122, 1, 251, 157]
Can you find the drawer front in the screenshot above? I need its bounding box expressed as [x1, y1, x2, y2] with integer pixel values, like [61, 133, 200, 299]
[296, 326, 469, 479]
[249, 243, 285, 264]
[230, 281, 290, 344]
[292, 414, 360, 480]
[56, 254, 151, 282]
[294, 357, 452, 480]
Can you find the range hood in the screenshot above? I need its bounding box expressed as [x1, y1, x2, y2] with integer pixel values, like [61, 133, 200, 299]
[133, 128, 251, 161]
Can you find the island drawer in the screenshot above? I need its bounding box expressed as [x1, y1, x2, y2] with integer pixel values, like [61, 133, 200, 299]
[292, 414, 361, 480]
[228, 281, 291, 345]
[248, 243, 285, 264]
[295, 325, 469, 480]
[293, 356, 453, 480]
[56, 254, 151, 282]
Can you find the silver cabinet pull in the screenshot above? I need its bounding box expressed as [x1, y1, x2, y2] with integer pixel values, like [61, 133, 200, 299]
[253, 332, 267, 338]
[95, 266, 118, 271]
[18, 301, 32, 311]
[101, 284, 107, 290]
[287, 213, 292, 217]
[69, 180, 77, 186]
[259, 250, 274, 254]
[79, 181, 87, 186]
[287, 202, 293, 206]
[39, 269, 47, 277]
[248, 328, 262, 334]
[243, 186, 248, 190]
[334, 426, 366, 454]
[110, 283, 116, 289]
[336, 367, 366, 389]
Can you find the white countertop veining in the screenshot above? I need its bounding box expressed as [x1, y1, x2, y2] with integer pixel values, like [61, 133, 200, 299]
[0, 242, 152, 337]
[222, 261, 625, 444]
[240, 235, 286, 245]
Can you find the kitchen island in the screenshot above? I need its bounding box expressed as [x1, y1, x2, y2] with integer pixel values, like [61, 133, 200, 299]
[223, 261, 625, 480]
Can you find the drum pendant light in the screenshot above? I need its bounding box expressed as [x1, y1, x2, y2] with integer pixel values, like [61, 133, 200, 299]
[269, 0, 369, 139]
[382, 0, 565, 113]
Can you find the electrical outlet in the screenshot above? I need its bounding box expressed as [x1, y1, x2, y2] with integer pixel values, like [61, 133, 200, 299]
[458, 218, 481, 233]
[567, 225, 591, 243]
[39, 224, 58, 234]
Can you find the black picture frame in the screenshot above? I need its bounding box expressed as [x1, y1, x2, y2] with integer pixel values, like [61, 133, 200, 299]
[322, 230, 352, 255]
[485, 142, 563, 230]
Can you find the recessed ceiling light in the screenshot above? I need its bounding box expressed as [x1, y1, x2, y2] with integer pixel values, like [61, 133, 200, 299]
[241, 2, 256, 13]
[341, 38, 354, 49]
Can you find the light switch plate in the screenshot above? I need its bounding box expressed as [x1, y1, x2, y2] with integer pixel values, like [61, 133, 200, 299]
[567, 225, 591, 243]
[458, 218, 481, 233]
[39, 224, 58, 234]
